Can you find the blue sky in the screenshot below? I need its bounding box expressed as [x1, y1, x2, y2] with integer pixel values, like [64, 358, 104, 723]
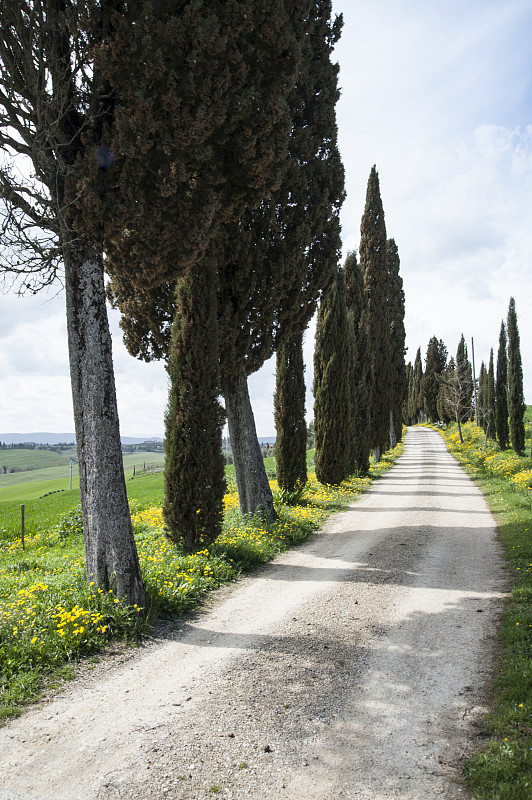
[1, 0, 531, 437]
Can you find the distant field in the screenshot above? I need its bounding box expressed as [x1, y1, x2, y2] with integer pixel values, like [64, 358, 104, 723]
[0, 448, 70, 471]
[0, 476, 80, 502]
[0, 451, 165, 504]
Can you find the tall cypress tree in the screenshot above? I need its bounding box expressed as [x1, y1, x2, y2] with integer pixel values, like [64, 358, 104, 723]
[437, 354, 452, 425]
[386, 239, 406, 446]
[404, 362, 413, 425]
[486, 348, 496, 440]
[456, 334, 473, 422]
[164, 259, 226, 550]
[495, 322, 509, 450]
[359, 166, 390, 460]
[274, 331, 308, 494]
[217, 0, 343, 516]
[313, 268, 353, 485]
[478, 362, 488, 432]
[409, 348, 423, 424]
[344, 251, 370, 474]
[423, 336, 447, 423]
[507, 297, 526, 455]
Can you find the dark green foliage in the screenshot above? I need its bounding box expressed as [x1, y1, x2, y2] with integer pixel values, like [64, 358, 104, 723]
[403, 362, 413, 424]
[105, 0, 344, 521]
[478, 361, 488, 432]
[344, 251, 370, 473]
[163, 260, 226, 551]
[507, 297, 526, 455]
[103, 0, 305, 350]
[407, 348, 423, 424]
[437, 357, 454, 426]
[313, 269, 353, 485]
[455, 334, 473, 422]
[386, 239, 407, 444]
[496, 322, 510, 450]
[423, 337, 448, 423]
[216, 0, 344, 379]
[359, 166, 391, 457]
[486, 349, 496, 440]
[216, 0, 343, 515]
[274, 332, 308, 494]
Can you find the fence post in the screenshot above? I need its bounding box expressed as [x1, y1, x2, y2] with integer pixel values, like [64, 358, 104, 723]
[21, 504, 25, 549]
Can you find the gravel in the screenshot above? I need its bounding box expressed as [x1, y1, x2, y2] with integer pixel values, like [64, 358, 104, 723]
[0, 427, 508, 800]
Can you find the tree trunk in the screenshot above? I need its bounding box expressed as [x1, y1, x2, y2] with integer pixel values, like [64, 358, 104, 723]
[456, 414, 464, 444]
[372, 446, 381, 463]
[223, 368, 277, 521]
[63, 235, 146, 607]
[389, 409, 397, 450]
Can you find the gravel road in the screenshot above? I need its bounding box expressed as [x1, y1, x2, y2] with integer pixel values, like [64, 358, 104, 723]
[0, 427, 508, 800]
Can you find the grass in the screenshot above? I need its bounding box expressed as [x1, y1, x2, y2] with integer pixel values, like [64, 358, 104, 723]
[0, 451, 165, 500]
[0, 448, 71, 471]
[433, 420, 532, 799]
[0, 442, 404, 721]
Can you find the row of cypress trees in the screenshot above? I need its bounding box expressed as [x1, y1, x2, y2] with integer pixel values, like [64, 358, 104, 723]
[405, 298, 527, 455]
[100, 1, 345, 550]
[310, 166, 406, 486]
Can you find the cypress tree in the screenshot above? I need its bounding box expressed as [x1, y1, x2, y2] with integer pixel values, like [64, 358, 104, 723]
[507, 297, 526, 455]
[423, 337, 447, 423]
[344, 251, 370, 474]
[456, 334, 473, 422]
[409, 348, 423, 424]
[437, 356, 452, 425]
[478, 362, 488, 432]
[164, 258, 226, 550]
[217, 0, 343, 515]
[360, 166, 390, 460]
[274, 331, 308, 495]
[313, 269, 353, 485]
[404, 362, 413, 425]
[486, 349, 496, 440]
[495, 322, 509, 450]
[106, 0, 344, 522]
[387, 239, 406, 446]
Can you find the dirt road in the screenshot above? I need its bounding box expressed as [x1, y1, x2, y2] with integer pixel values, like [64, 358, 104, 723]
[0, 427, 507, 800]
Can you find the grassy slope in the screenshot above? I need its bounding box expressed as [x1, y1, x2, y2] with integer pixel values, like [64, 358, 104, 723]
[0, 449, 70, 470]
[0, 452, 165, 503]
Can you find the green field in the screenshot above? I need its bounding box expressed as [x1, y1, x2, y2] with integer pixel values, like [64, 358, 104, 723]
[0, 448, 71, 471]
[0, 451, 165, 504]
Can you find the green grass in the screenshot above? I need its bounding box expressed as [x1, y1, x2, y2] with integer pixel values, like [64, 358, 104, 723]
[0, 451, 165, 502]
[435, 421, 532, 799]
[0, 442, 404, 721]
[0, 448, 71, 471]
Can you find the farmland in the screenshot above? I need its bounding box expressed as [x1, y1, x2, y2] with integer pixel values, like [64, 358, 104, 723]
[0, 450, 165, 504]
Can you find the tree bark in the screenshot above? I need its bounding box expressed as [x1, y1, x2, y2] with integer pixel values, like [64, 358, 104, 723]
[63, 235, 145, 607]
[223, 368, 277, 521]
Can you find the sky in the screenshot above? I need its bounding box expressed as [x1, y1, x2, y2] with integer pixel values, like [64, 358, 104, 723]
[1, 0, 532, 438]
